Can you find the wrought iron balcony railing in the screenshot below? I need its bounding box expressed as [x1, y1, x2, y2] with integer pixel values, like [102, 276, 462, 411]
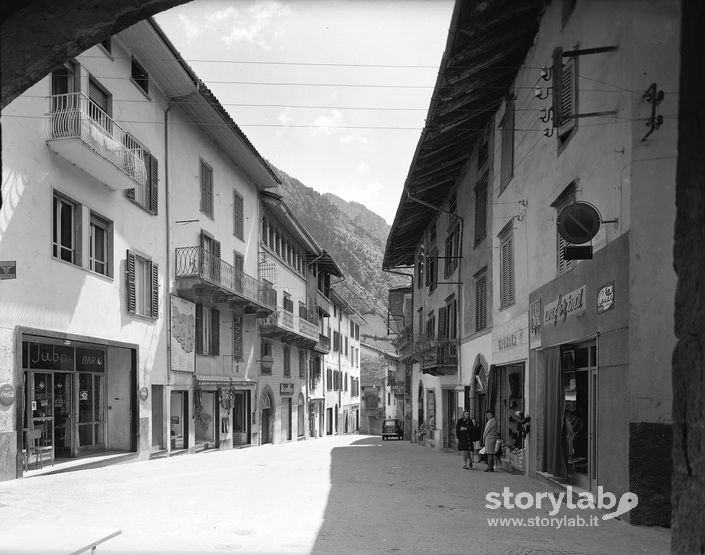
[419, 338, 459, 371]
[259, 308, 319, 342]
[175, 246, 276, 310]
[46, 92, 147, 188]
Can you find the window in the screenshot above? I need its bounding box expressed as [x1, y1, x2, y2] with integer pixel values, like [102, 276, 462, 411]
[88, 78, 111, 132]
[344, 336, 349, 357]
[416, 246, 425, 289]
[333, 331, 340, 352]
[444, 222, 460, 277]
[233, 251, 244, 292]
[131, 56, 149, 95]
[500, 98, 515, 193]
[52, 193, 78, 264]
[299, 350, 306, 379]
[200, 160, 214, 218]
[426, 248, 438, 290]
[89, 212, 112, 276]
[474, 173, 488, 244]
[200, 231, 221, 282]
[555, 52, 578, 148]
[126, 250, 158, 318]
[261, 342, 273, 375]
[475, 271, 487, 331]
[283, 345, 291, 377]
[499, 223, 515, 308]
[233, 191, 244, 239]
[355, 324, 359, 340]
[553, 184, 577, 274]
[438, 306, 447, 339]
[195, 304, 219, 355]
[127, 152, 158, 214]
[344, 373, 348, 392]
[446, 297, 457, 339]
[283, 294, 294, 313]
[326, 368, 333, 390]
[426, 312, 436, 340]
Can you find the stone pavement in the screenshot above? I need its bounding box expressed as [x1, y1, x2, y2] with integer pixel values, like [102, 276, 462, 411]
[0, 435, 671, 554]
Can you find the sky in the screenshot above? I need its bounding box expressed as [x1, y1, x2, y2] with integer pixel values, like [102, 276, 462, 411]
[154, 0, 454, 225]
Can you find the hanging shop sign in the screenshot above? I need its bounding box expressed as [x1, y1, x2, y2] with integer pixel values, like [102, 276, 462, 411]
[280, 383, 294, 396]
[233, 313, 243, 362]
[596, 281, 615, 314]
[529, 299, 542, 349]
[543, 285, 586, 326]
[0, 384, 16, 406]
[170, 296, 195, 372]
[0, 261, 16, 280]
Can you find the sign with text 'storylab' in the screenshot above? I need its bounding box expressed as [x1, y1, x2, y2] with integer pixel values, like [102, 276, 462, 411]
[543, 285, 586, 327]
[171, 296, 195, 372]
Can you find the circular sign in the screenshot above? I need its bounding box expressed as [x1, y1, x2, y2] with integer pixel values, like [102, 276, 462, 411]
[0, 384, 16, 407]
[557, 202, 602, 244]
[139, 386, 149, 401]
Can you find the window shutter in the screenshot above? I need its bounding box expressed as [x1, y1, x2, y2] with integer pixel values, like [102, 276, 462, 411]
[126, 187, 136, 201]
[150, 262, 159, 318]
[559, 58, 577, 137]
[195, 303, 203, 354]
[211, 308, 220, 356]
[500, 100, 515, 191]
[233, 192, 243, 239]
[126, 250, 136, 314]
[438, 306, 446, 339]
[149, 154, 159, 214]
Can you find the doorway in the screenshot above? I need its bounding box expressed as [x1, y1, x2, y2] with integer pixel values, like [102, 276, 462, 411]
[53, 372, 72, 457]
[445, 390, 457, 449]
[261, 391, 272, 444]
[563, 342, 598, 491]
[232, 391, 251, 446]
[170, 391, 188, 450]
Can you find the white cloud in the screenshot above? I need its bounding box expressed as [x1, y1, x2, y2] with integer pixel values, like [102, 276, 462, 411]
[340, 134, 369, 145]
[310, 110, 344, 137]
[178, 14, 203, 45]
[211, 2, 292, 49]
[356, 161, 370, 174]
[278, 107, 293, 126]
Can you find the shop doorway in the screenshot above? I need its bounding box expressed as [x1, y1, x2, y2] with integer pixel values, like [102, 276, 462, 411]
[53, 372, 72, 457]
[563, 342, 598, 491]
[445, 390, 458, 449]
[170, 391, 188, 450]
[232, 391, 251, 446]
[261, 391, 273, 444]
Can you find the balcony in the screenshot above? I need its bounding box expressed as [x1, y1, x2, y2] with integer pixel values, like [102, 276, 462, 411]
[418, 338, 458, 376]
[45, 92, 148, 190]
[175, 246, 276, 314]
[259, 308, 319, 348]
[314, 333, 331, 353]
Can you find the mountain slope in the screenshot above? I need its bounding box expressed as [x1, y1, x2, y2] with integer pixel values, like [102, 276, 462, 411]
[270, 166, 407, 341]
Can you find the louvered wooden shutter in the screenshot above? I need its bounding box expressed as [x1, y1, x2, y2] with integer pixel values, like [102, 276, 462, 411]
[233, 192, 243, 239]
[211, 308, 220, 355]
[126, 250, 136, 314]
[438, 306, 447, 339]
[195, 303, 203, 354]
[150, 262, 159, 318]
[476, 276, 487, 331]
[149, 154, 159, 214]
[126, 187, 136, 201]
[500, 234, 515, 307]
[500, 100, 515, 190]
[559, 58, 576, 137]
[214, 240, 221, 260]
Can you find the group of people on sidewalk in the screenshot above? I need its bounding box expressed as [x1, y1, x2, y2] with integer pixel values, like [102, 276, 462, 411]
[455, 410, 499, 472]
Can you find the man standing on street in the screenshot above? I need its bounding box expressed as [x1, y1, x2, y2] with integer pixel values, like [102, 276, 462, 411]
[483, 410, 498, 472]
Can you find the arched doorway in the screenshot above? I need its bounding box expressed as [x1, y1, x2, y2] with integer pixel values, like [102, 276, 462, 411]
[417, 381, 425, 432]
[260, 387, 274, 444]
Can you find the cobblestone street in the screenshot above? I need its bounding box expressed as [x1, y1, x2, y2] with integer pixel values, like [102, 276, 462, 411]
[0, 435, 670, 554]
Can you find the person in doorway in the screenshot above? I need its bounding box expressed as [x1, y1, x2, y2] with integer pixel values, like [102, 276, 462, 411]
[483, 410, 499, 472]
[455, 410, 476, 469]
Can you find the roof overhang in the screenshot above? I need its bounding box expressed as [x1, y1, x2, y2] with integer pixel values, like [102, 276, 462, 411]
[383, 0, 546, 269]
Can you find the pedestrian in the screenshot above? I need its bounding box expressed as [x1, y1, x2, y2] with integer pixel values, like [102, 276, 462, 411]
[455, 410, 475, 469]
[470, 416, 482, 464]
[483, 410, 498, 472]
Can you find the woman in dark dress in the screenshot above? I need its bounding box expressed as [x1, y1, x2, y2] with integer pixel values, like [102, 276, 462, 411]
[456, 410, 475, 469]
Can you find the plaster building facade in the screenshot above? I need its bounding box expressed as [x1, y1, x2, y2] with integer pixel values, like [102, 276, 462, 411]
[384, 0, 679, 526]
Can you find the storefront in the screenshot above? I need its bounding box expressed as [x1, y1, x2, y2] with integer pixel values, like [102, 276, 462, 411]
[530, 235, 628, 494]
[19, 332, 137, 470]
